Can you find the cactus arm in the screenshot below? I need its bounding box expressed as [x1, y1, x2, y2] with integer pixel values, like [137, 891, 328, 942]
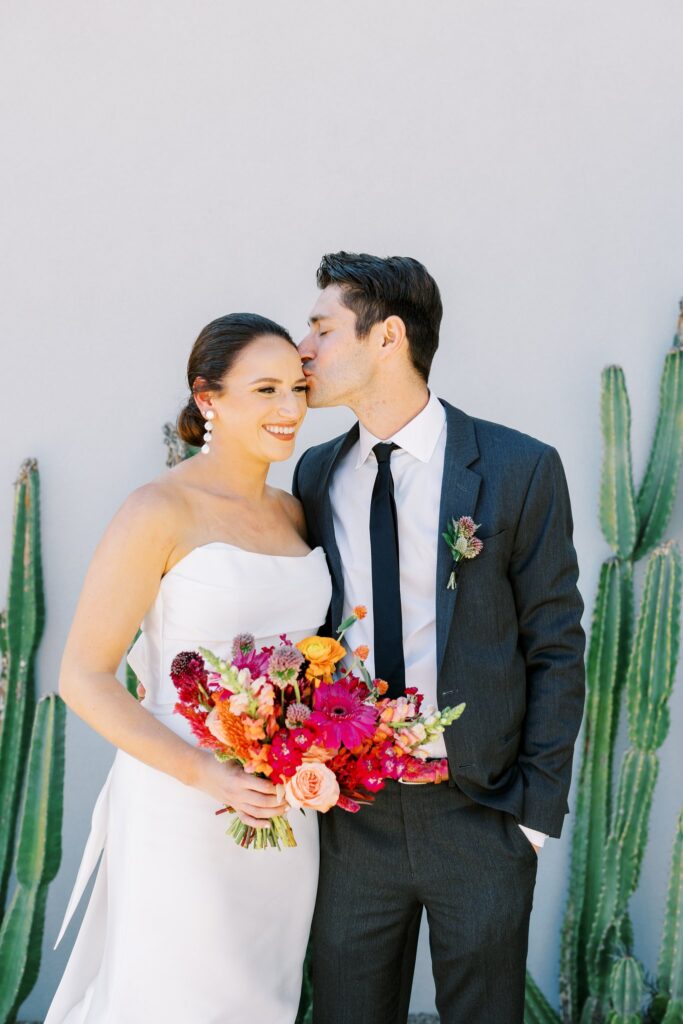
[0, 694, 65, 1021]
[587, 544, 681, 1004]
[627, 543, 681, 751]
[524, 972, 562, 1024]
[560, 559, 633, 1019]
[657, 810, 683, 1006]
[634, 308, 683, 560]
[600, 367, 638, 558]
[0, 460, 43, 909]
[662, 1001, 683, 1024]
[609, 956, 646, 1018]
[0, 610, 7, 719]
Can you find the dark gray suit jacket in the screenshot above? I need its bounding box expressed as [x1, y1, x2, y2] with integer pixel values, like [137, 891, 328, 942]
[292, 398, 586, 837]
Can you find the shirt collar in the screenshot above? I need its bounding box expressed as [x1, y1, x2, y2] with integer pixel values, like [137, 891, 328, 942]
[355, 391, 446, 468]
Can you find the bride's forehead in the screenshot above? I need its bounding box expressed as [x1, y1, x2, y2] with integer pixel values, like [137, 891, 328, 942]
[228, 338, 304, 378]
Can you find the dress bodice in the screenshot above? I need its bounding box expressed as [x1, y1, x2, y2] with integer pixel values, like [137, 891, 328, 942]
[127, 542, 333, 728]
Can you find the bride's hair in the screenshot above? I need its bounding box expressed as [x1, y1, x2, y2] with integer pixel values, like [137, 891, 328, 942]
[177, 313, 296, 446]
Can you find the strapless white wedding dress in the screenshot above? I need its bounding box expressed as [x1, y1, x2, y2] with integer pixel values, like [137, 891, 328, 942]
[45, 542, 332, 1024]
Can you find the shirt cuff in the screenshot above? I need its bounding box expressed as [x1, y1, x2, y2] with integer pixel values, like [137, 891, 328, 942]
[518, 824, 548, 848]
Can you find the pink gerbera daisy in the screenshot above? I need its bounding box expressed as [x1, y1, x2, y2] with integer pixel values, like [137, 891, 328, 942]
[310, 682, 377, 750]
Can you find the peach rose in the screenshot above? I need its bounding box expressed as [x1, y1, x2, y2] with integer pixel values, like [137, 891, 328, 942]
[285, 762, 340, 813]
[295, 636, 346, 683]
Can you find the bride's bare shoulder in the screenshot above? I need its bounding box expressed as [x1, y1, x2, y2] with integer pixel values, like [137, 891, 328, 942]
[110, 476, 190, 549]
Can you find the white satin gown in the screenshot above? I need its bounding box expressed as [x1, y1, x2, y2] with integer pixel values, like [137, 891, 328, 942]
[45, 542, 332, 1024]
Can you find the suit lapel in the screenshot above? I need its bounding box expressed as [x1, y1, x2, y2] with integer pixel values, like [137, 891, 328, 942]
[436, 401, 481, 675]
[315, 422, 359, 632]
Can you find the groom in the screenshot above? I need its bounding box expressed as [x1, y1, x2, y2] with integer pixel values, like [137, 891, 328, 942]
[293, 252, 586, 1024]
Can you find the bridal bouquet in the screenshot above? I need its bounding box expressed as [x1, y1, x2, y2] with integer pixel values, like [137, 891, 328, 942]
[171, 607, 465, 850]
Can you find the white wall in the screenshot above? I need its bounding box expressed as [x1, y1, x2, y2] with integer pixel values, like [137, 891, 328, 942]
[1, 1, 682, 1017]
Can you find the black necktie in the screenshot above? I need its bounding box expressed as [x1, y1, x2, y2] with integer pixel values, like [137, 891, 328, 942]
[370, 442, 405, 698]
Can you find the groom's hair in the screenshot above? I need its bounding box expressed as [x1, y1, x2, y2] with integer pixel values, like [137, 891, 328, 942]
[316, 251, 442, 382]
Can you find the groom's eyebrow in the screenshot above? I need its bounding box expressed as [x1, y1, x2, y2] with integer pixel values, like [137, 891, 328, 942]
[308, 314, 331, 325]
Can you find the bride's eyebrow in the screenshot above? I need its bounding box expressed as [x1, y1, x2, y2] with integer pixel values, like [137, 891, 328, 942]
[249, 377, 308, 385]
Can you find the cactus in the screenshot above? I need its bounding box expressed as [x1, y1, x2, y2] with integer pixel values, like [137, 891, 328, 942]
[0, 461, 44, 912]
[607, 956, 646, 1022]
[0, 460, 66, 1023]
[634, 305, 683, 560]
[0, 694, 65, 1021]
[600, 366, 638, 559]
[528, 302, 683, 1023]
[587, 543, 680, 1004]
[656, 811, 683, 1020]
[525, 971, 562, 1024]
[560, 559, 634, 1016]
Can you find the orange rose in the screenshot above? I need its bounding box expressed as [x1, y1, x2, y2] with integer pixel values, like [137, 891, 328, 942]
[353, 645, 369, 661]
[296, 636, 346, 683]
[353, 605, 367, 620]
[285, 762, 340, 812]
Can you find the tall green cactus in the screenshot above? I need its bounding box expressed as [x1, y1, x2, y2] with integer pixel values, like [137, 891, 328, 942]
[0, 461, 44, 912]
[0, 694, 65, 1022]
[0, 461, 66, 1024]
[526, 302, 683, 1024]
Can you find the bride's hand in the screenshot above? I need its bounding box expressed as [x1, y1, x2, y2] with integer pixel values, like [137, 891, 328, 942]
[192, 751, 289, 828]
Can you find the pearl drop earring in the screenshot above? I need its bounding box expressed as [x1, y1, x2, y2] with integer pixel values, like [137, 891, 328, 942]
[202, 410, 215, 454]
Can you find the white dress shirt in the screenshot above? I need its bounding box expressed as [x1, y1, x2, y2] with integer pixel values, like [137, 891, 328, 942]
[328, 391, 547, 849]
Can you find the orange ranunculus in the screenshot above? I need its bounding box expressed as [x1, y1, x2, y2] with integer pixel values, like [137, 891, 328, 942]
[375, 679, 389, 696]
[295, 636, 346, 683]
[353, 605, 367, 620]
[353, 645, 369, 661]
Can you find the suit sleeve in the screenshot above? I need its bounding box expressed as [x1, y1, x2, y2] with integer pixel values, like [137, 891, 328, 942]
[509, 445, 586, 837]
[291, 450, 307, 501]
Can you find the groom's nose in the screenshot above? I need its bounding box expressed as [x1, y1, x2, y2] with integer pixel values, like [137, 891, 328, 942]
[297, 333, 316, 362]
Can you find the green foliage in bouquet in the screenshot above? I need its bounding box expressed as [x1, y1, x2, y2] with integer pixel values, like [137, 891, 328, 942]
[524, 303, 683, 1024]
[0, 461, 66, 1023]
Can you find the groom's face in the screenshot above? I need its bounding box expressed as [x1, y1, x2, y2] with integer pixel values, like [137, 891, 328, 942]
[298, 285, 376, 408]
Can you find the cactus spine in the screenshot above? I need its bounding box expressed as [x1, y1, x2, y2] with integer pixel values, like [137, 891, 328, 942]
[526, 303, 683, 1023]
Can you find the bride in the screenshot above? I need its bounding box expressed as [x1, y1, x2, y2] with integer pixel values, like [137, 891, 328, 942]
[46, 313, 332, 1024]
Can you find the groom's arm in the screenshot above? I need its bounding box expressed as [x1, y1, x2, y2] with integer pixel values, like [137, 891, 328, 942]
[509, 445, 586, 838]
[291, 450, 307, 502]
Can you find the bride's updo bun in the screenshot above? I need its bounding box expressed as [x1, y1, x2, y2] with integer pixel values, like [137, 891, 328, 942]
[177, 313, 296, 446]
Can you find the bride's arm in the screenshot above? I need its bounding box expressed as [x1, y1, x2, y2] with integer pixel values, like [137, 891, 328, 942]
[59, 484, 287, 828]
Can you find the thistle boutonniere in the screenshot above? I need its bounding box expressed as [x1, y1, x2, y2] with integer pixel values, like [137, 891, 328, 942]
[442, 516, 484, 589]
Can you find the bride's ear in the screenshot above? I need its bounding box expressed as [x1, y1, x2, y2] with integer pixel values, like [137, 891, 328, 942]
[192, 376, 214, 416]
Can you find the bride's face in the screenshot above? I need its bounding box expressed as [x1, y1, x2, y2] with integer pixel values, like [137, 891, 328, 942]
[207, 334, 309, 463]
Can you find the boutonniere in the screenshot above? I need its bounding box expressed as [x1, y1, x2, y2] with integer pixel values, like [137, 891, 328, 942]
[442, 516, 484, 589]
